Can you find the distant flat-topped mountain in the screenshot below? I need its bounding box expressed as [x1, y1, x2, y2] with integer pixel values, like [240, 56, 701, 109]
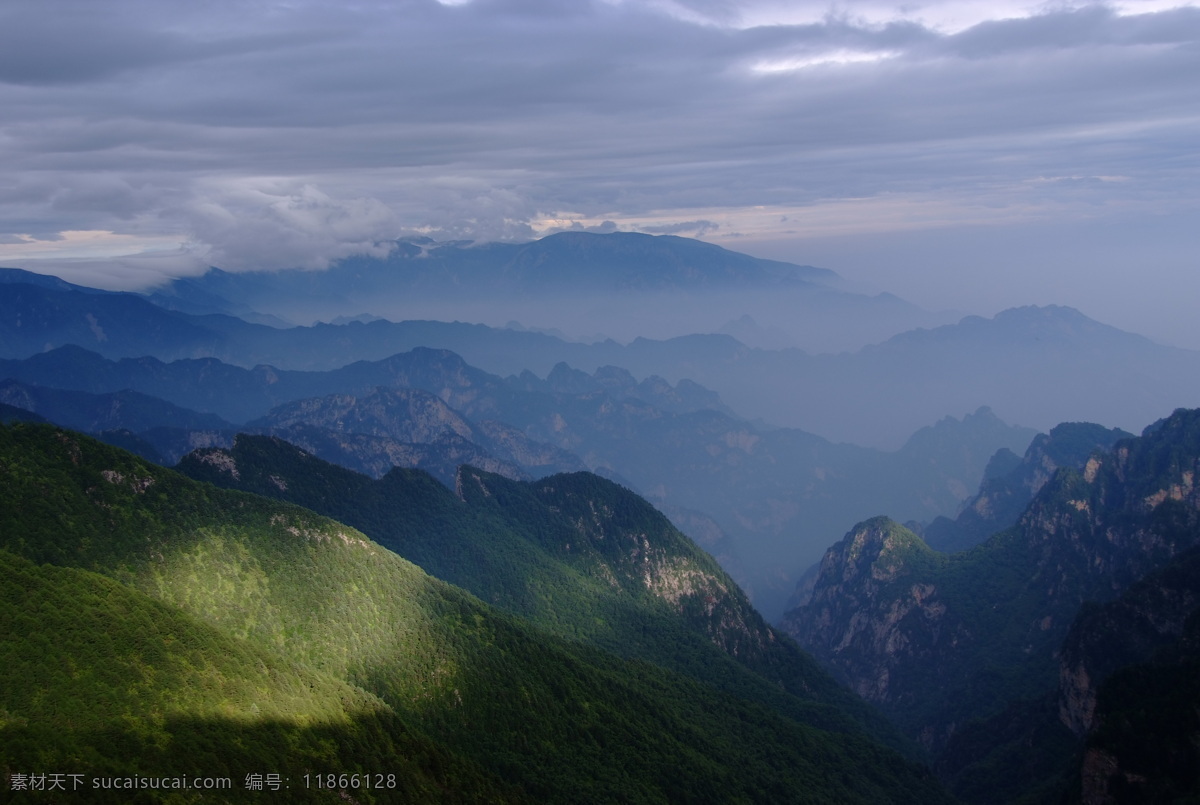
[143, 231, 948, 349]
[157, 231, 837, 305]
[463, 231, 838, 290]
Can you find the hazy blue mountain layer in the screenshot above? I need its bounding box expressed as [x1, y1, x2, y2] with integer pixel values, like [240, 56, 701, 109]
[4, 270, 1196, 449]
[0, 378, 235, 434]
[1, 344, 1033, 618]
[143, 232, 943, 351]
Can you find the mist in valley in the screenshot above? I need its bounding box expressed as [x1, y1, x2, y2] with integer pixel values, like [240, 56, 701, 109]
[3, 0, 1200, 801]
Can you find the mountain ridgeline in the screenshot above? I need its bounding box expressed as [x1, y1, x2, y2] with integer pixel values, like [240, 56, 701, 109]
[145, 231, 939, 351]
[5, 233, 1200, 803]
[6, 251, 1200, 449]
[0, 343, 1038, 619]
[781, 408, 1200, 802]
[919, 420, 1134, 553]
[175, 434, 909, 753]
[0, 422, 949, 803]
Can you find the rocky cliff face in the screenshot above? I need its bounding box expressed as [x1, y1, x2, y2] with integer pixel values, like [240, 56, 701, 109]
[1056, 544, 1200, 805]
[520, 469, 778, 662]
[781, 409, 1200, 759]
[452, 465, 776, 664]
[922, 421, 1132, 553]
[1057, 548, 1200, 736]
[780, 518, 959, 708]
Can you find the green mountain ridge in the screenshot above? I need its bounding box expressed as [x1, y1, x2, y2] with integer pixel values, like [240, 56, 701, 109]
[0, 422, 949, 802]
[176, 433, 912, 756]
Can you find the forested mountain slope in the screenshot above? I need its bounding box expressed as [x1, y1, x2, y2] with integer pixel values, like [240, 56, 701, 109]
[0, 423, 949, 803]
[177, 434, 910, 755]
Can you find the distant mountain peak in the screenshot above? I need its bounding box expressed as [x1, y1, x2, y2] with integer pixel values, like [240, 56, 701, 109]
[505, 230, 839, 288]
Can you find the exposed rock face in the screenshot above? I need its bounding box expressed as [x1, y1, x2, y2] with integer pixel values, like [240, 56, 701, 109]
[781, 518, 960, 708]
[459, 466, 779, 662]
[922, 421, 1132, 553]
[247, 386, 583, 484]
[1057, 548, 1200, 736]
[781, 409, 1200, 759]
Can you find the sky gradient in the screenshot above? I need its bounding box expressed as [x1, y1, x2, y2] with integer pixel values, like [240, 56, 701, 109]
[2, 0, 1198, 346]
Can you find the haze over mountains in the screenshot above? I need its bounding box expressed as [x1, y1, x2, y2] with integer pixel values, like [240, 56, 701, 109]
[5, 232, 1200, 614]
[4, 231, 1200, 802]
[5, 233, 1200, 448]
[147, 232, 949, 352]
[0, 342, 1036, 619]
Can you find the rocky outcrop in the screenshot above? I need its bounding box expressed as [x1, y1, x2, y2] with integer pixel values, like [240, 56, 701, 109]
[1057, 548, 1200, 736]
[780, 518, 959, 707]
[782, 409, 1200, 761]
[922, 421, 1132, 553]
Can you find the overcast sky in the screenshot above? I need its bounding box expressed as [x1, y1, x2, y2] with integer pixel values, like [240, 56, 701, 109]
[2, 0, 1198, 346]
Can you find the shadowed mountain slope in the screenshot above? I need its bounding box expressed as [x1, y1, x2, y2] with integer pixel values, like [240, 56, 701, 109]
[781, 408, 1200, 801]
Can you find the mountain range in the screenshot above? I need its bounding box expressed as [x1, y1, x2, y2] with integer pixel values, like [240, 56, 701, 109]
[0, 422, 948, 803]
[781, 407, 1200, 802]
[5, 230, 1200, 802]
[5, 261, 1198, 447]
[0, 343, 1035, 618]
[147, 232, 946, 351]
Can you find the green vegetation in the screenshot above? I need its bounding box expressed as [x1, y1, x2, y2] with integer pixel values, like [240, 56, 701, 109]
[177, 434, 911, 755]
[0, 550, 494, 804]
[1, 423, 950, 803]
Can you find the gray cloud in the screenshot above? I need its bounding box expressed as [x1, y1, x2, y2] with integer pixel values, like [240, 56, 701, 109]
[640, 220, 722, 236]
[0, 0, 1197, 286]
[185, 184, 402, 271]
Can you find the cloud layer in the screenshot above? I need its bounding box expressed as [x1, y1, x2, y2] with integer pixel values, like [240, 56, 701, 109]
[0, 0, 1197, 297]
